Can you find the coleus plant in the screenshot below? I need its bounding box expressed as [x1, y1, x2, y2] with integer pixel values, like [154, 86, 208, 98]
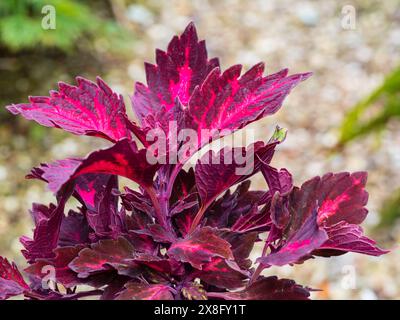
[1, 23, 388, 300]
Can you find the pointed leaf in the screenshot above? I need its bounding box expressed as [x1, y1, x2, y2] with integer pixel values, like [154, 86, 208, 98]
[195, 258, 249, 290]
[0, 257, 29, 300]
[134, 224, 176, 243]
[167, 227, 233, 269]
[132, 253, 184, 276]
[25, 245, 85, 288]
[170, 168, 196, 205]
[21, 184, 73, 263]
[83, 175, 124, 238]
[27, 159, 81, 193]
[117, 186, 153, 215]
[206, 181, 264, 229]
[195, 141, 277, 208]
[126, 232, 157, 255]
[257, 210, 327, 267]
[116, 282, 174, 300]
[101, 276, 130, 300]
[261, 166, 294, 229]
[132, 22, 219, 123]
[7, 77, 131, 142]
[316, 221, 388, 256]
[209, 276, 310, 300]
[261, 165, 293, 196]
[32, 139, 160, 194]
[71, 139, 159, 189]
[217, 230, 258, 269]
[288, 172, 369, 230]
[170, 192, 198, 217]
[187, 64, 311, 148]
[231, 205, 271, 233]
[69, 237, 136, 278]
[74, 173, 116, 210]
[172, 203, 198, 237]
[59, 210, 90, 246]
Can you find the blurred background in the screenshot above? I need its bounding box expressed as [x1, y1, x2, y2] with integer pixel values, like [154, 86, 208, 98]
[0, 0, 399, 299]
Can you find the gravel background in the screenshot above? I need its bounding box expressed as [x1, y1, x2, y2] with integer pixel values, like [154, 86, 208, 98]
[1, 0, 399, 299]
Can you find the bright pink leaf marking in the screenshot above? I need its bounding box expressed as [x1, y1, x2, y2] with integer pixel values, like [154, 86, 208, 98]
[167, 227, 233, 269]
[0, 257, 29, 300]
[7, 77, 131, 142]
[116, 283, 174, 300]
[318, 193, 350, 225]
[132, 22, 219, 124]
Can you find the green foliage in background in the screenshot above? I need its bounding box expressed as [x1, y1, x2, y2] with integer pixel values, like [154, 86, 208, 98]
[0, 0, 135, 136]
[0, 2, 140, 261]
[339, 67, 400, 230]
[0, 0, 129, 51]
[339, 66, 400, 145]
[378, 188, 400, 229]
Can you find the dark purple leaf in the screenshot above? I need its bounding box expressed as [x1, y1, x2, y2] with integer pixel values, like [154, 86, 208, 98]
[261, 165, 293, 198]
[289, 172, 369, 229]
[257, 210, 327, 267]
[74, 173, 116, 210]
[285, 172, 387, 257]
[170, 192, 198, 217]
[7, 77, 131, 142]
[195, 258, 249, 290]
[206, 181, 264, 229]
[195, 141, 277, 208]
[187, 64, 311, 148]
[59, 210, 90, 246]
[217, 230, 258, 269]
[27, 159, 81, 193]
[117, 186, 153, 215]
[25, 245, 85, 288]
[231, 205, 271, 233]
[69, 139, 159, 190]
[116, 282, 174, 300]
[208, 276, 310, 300]
[101, 276, 130, 300]
[132, 253, 184, 276]
[69, 237, 136, 278]
[316, 221, 388, 256]
[260, 165, 293, 228]
[134, 224, 176, 243]
[21, 183, 73, 263]
[172, 204, 198, 237]
[126, 232, 158, 255]
[0, 257, 29, 300]
[32, 139, 160, 195]
[167, 227, 233, 269]
[132, 22, 219, 124]
[83, 175, 124, 239]
[170, 168, 196, 205]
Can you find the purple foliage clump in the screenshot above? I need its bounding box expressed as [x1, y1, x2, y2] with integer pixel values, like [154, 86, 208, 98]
[1, 23, 388, 300]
